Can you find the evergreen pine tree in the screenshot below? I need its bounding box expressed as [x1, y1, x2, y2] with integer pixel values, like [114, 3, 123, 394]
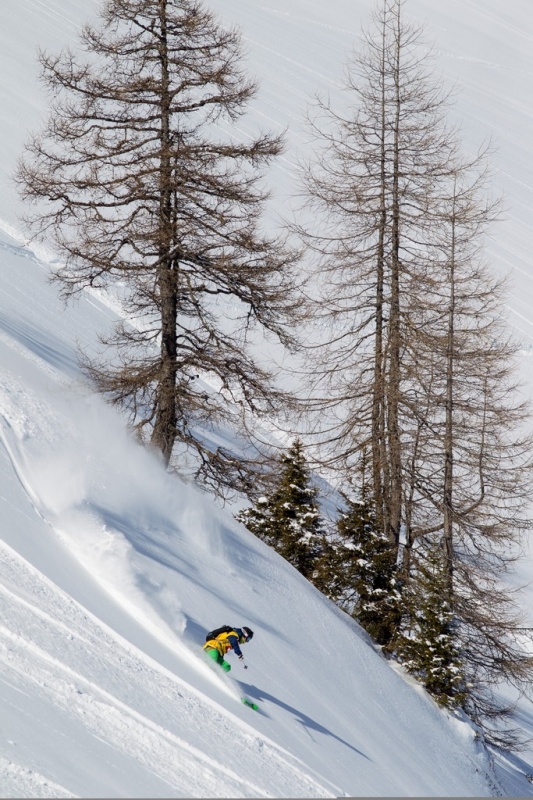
[237, 439, 323, 578]
[395, 540, 467, 708]
[313, 487, 401, 646]
[339, 493, 401, 646]
[235, 496, 276, 547]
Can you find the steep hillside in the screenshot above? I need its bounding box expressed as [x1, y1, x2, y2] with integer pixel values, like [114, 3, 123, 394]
[1, 0, 533, 796]
[0, 236, 501, 796]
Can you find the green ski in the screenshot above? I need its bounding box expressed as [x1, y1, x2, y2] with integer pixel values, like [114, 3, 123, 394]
[241, 698, 259, 710]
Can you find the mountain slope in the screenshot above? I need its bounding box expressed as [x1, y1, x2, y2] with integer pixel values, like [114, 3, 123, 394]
[0, 234, 501, 797]
[1, 0, 533, 796]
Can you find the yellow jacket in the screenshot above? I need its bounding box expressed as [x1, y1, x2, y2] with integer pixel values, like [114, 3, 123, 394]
[203, 629, 242, 658]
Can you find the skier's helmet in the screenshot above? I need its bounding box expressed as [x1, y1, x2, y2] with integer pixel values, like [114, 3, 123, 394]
[241, 626, 254, 642]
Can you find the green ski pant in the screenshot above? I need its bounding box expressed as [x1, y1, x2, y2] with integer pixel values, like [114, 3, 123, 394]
[205, 647, 231, 672]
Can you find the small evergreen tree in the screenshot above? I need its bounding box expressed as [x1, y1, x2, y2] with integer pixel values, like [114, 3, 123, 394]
[235, 495, 273, 542]
[314, 487, 401, 646]
[340, 493, 401, 646]
[395, 540, 467, 707]
[237, 439, 323, 578]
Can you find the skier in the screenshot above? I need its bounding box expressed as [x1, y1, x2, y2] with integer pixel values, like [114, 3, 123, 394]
[203, 626, 254, 672]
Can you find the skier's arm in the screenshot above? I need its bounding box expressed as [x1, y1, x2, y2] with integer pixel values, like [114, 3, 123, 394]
[228, 634, 243, 657]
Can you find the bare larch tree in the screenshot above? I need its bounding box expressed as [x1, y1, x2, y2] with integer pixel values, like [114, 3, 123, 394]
[18, 0, 299, 494]
[297, 0, 533, 743]
[297, 0, 457, 554]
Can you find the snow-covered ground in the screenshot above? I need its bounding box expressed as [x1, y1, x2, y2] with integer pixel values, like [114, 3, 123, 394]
[0, 0, 533, 796]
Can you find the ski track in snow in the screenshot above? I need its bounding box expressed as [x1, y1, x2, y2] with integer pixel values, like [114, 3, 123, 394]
[0, 539, 335, 798]
[0, 757, 76, 799]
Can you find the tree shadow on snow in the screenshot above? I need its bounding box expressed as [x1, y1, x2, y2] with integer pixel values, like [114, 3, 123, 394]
[238, 681, 371, 761]
[490, 702, 533, 795]
[0, 313, 79, 377]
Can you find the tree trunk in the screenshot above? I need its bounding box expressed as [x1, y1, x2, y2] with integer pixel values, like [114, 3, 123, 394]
[443, 192, 457, 595]
[151, 0, 177, 465]
[387, 3, 403, 550]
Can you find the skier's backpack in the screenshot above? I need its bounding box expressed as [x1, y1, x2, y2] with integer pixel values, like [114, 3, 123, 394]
[205, 625, 234, 643]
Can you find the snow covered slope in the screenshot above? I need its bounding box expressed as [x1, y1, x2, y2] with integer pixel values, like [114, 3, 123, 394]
[0, 0, 533, 796]
[0, 233, 504, 797]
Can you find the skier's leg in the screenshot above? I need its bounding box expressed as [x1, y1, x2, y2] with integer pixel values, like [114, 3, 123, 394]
[205, 648, 220, 664]
[205, 647, 231, 672]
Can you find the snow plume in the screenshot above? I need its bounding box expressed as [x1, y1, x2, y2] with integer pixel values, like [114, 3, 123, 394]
[0, 380, 189, 646]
